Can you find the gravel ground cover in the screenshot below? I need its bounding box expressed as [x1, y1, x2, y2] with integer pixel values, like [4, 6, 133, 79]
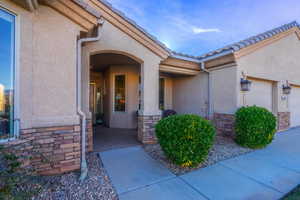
[144, 135, 253, 175]
[33, 153, 118, 200]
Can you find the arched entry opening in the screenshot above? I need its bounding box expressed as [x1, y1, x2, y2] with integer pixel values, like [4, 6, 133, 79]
[90, 52, 142, 151]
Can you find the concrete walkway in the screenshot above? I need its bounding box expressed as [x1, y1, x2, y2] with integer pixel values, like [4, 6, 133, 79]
[99, 127, 300, 200]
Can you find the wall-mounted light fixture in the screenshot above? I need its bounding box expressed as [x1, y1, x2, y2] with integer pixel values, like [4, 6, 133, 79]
[240, 72, 252, 92]
[241, 78, 252, 92]
[282, 80, 292, 95]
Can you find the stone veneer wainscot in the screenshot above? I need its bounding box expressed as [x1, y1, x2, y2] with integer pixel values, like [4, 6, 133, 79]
[2, 121, 93, 175]
[213, 113, 235, 138]
[138, 115, 161, 144]
[277, 112, 290, 131]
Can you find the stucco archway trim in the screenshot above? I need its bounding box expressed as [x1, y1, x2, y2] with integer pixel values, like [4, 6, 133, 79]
[90, 50, 144, 65]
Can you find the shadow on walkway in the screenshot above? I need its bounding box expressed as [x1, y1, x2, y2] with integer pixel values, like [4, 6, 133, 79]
[93, 126, 141, 152]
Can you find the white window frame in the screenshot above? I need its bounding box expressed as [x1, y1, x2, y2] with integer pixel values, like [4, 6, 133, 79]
[0, 5, 20, 143]
[113, 73, 127, 113]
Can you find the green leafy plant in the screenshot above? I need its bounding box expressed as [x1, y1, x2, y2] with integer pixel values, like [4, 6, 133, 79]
[0, 145, 43, 200]
[235, 106, 277, 149]
[155, 114, 215, 168]
[283, 185, 300, 200]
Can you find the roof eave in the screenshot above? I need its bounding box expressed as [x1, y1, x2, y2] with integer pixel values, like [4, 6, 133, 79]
[10, 0, 39, 11]
[198, 49, 234, 63]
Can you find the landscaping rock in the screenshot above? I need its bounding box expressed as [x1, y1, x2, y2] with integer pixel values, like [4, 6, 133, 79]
[144, 136, 253, 175]
[33, 153, 118, 200]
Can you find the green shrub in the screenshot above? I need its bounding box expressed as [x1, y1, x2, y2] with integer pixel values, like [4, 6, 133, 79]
[0, 145, 43, 200]
[235, 106, 277, 149]
[155, 114, 215, 167]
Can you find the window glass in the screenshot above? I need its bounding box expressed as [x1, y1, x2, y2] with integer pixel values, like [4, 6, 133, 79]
[159, 78, 165, 110]
[114, 75, 125, 112]
[0, 8, 15, 140]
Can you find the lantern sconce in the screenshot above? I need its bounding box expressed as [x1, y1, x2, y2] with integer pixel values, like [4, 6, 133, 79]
[282, 80, 292, 95]
[240, 72, 252, 92]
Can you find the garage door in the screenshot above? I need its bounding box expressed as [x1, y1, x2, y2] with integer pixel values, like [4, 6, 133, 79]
[290, 86, 300, 127]
[246, 80, 273, 112]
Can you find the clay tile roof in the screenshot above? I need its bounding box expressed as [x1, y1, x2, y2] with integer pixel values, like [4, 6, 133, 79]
[197, 21, 300, 60]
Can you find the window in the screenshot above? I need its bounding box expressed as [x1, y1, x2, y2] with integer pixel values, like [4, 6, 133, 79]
[114, 75, 126, 112]
[159, 78, 165, 110]
[0, 8, 15, 141]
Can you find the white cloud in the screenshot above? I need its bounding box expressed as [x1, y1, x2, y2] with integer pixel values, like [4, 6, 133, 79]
[166, 16, 221, 36]
[192, 27, 221, 34]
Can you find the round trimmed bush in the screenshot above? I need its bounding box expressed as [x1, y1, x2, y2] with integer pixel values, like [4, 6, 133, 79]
[155, 114, 215, 168]
[235, 106, 277, 149]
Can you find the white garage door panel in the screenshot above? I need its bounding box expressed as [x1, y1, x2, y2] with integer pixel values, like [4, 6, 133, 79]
[246, 80, 273, 111]
[290, 87, 300, 127]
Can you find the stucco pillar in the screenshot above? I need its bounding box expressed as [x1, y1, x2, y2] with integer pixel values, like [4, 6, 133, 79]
[81, 46, 92, 119]
[138, 62, 161, 144]
[212, 66, 239, 137]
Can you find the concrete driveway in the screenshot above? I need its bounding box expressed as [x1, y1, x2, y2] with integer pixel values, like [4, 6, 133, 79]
[99, 127, 300, 200]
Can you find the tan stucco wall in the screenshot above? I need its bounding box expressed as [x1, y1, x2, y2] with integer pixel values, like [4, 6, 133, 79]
[237, 33, 300, 85]
[82, 21, 163, 117]
[211, 66, 239, 114]
[241, 79, 274, 112]
[1, 1, 84, 129]
[172, 73, 208, 117]
[237, 32, 300, 112]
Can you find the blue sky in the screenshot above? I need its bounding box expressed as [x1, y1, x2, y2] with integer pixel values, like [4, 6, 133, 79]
[106, 0, 300, 56]
[0, 10, 14, 90]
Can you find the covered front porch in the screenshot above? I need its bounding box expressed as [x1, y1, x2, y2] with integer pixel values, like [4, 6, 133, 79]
[80, 21, 203, 151]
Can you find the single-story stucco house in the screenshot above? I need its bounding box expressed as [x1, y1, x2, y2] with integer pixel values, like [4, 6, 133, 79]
[0, 0, 300, 175]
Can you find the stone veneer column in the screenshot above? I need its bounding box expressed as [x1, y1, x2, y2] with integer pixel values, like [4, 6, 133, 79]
[86, 120, 93, 152]
[277, 112, 290, 131]
[138, 60, 161, 144]
[213, 113, 235, 137]
[138, 115, 161, 144]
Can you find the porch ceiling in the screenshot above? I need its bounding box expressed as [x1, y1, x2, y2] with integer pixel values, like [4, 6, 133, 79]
[90, 53, 140, 72]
